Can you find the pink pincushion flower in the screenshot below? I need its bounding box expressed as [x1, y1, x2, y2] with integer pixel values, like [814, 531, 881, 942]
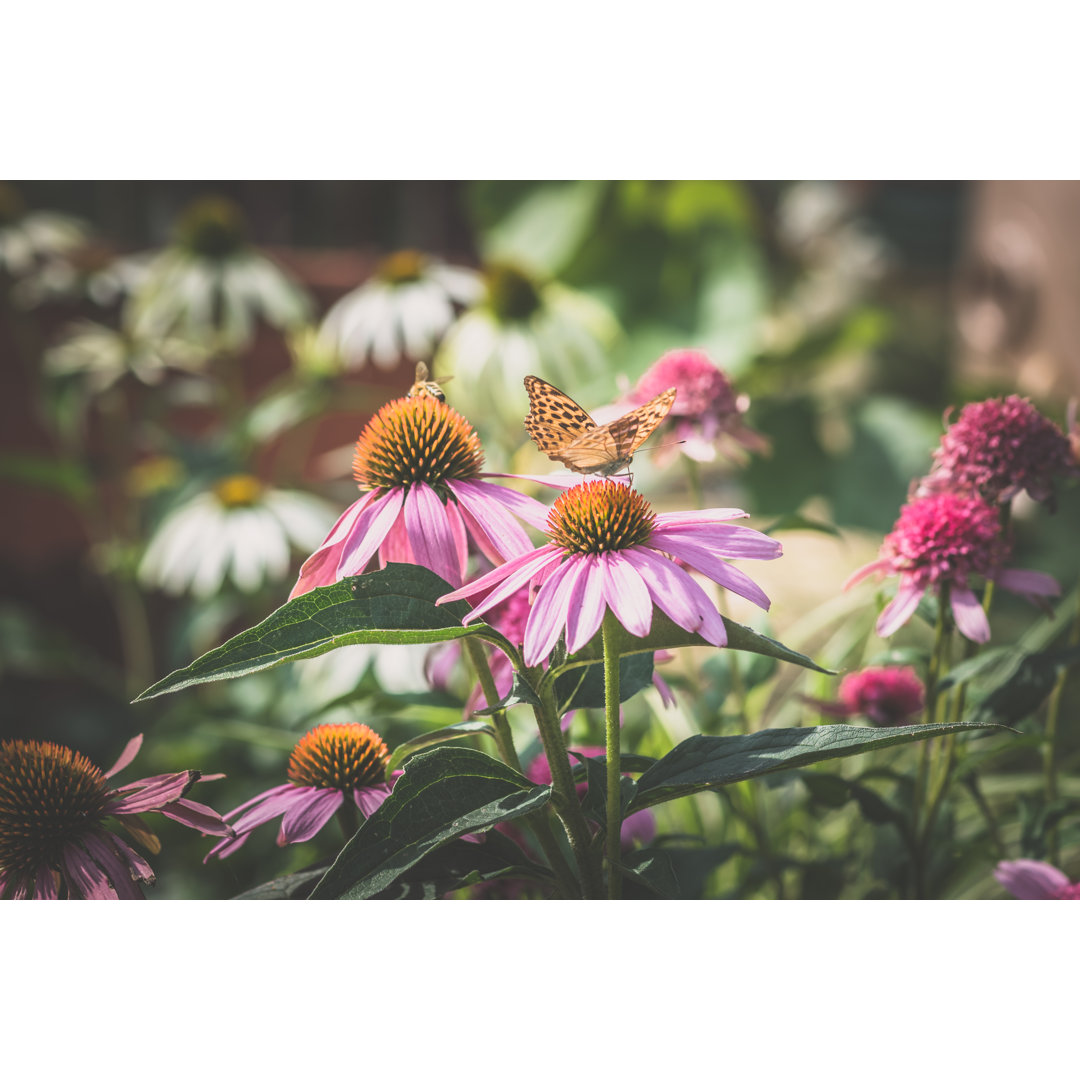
[527, 748, 656, 848]
[289, 395, 548, 598]
[838, 665, 924, 726]
[438, 479, 782, 667]
[925, 395, 1076, 507]
[0, 733, 232, 900]
[624, 349, 769, 466]
[994, 859, 1080, 899]
[208, 723, 395, 860]
[845, 492, 1060, 644]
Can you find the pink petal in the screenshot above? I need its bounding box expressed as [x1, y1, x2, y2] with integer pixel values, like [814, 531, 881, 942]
[159, 797, 235, 837]
[444, 500, 471, 582]
[63, 841, 120, 900]
[622, 548, 727, 647]
[995, 859, 1070, 900]
[227, 785, 308, 834]
[108, 771, 196, 814]
[523, 557, 584, 666]
[875, 582, 924, 638]
[950, 587, 991, 644]
[221, 782, 296, 822]
[354, 783, 393, 818]
[379, 509, 413, 565]
[103, 831, 156, 886]
[443, 547, 564, 625]
[290, 491, 378, 598]
[652, 508, 749, 526]
[598, 552, 654, 639]
[995, 568, 1062, 599]
[404, 482, 465, 588]
[278, 787, 344, 844]
[104, 734, 143, 779]
[337, 487, 406, 577]
[844, 558, 891, 591]
[449, 480, 540, 557]
[565, 555, 606, 654]
[653, 521, 782, 561]
[649, 533, 772, 611]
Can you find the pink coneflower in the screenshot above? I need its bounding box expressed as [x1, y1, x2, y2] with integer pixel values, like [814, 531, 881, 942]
[623, 349, 769, 466]
[207, 723, 394, 859]
[438, 479, 782, 667]
[289, 395, 548, 597]
[845, 492, 1060, 644]
[994, 859, 1080, 899]
[924, 395, 1076, 507]
[526, 748, 656, 848]
[0, 734, 232, 900]
[839, 665, 925, 726]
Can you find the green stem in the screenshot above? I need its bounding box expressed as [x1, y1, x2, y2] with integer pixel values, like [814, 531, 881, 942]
[463, 636, 579, 898]
[602, 612, 623, 901]
[336, 799, 360, 842]
[1043, 583, 1080, 863]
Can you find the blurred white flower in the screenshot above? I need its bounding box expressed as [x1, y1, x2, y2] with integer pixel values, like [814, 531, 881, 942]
[435, 260, 619, 433]
[128, 196, 311, 351]
[317, 249, 482, 371]
[138, 475, 336, 598]
[0, 182, 88, 284]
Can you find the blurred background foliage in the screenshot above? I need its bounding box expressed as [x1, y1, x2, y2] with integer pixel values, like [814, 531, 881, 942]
[2, 180, 1076, 898]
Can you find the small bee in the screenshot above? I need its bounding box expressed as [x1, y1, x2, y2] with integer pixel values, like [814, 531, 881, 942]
[407, 361, 451, 402]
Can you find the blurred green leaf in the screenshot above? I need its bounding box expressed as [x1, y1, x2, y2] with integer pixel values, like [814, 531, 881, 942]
[763, 513, 841, 537]
[621, 844, 743, 900]
[481, 181, 608, 276]
[309, 747, 550, 899]
[696, 233, 768, 374]
[966, 645, 1080, 727]
[234, 865, 328, 900]
[133, 564, 497, 701]
[628, 721, 1003, 811]
[0, 452, 92, 502]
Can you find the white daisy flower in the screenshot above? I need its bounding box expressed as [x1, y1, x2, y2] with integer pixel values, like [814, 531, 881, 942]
[138, 475, 337, 599]
[317, 249, 482, 371]
[435, 260, 619, 435]
[128, 196, 311, 351]
[0, 182, 88, 283]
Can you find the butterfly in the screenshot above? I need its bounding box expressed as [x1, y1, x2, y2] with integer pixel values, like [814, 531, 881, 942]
[523, 376, 677, 476]
[407, 361, 451, 402]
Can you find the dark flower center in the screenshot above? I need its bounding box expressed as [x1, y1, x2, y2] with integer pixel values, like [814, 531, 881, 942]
[0, 182, 27, 227]
[174, 196, 248, 259]
[377, 250, 427, 285]
[546, 480, 656, 554]
[353, 396, 484, 490]
[287, 724, 390, 791]
[0, 740, 109, 886]
[485, 261, 543, 323]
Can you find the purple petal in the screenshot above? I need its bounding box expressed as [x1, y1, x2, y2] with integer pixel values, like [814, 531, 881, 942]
[34, 867, 58, 899]
[278, 787, 344, 844]
[103, 831, 157, 886]
[227, 785, 308, 835]
[444, 500, 470, 582]
[652, 671, 676, 708]
[104, 734, 143, 779]
[63, 840, 120, 899]
[449, 480, 540, 557]
[221, 782, 296, 822]
[158, 797, 235, 837]
[621, 548, 727, 647]
[379, 509, 413, 565]
[565, 555, 606, 654]
[337, 487, 406, 577]
[108, 771, 196, 814]
[994, 859, 1070, 899]
[653, 521, 782, 561]
[354, 783, 393, 817]
[950, 587, 990, 644]
[598, 552, 653, 639]
[844, 558, 891, 591]
[875, 582, 924, 638]
[404, 482, 465, 587]
[995, 568, 1061, 599]
[652, 508, 749, 526]
[443, 547, 564, 625]
[523, 557, 583, 666]
[290, 491, 378, 598]
[648, 533, 772, 611]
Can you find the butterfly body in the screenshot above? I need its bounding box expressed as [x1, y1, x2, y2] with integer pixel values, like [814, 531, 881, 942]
[523, 375, 676, 476]
[407, 361, 449, 402]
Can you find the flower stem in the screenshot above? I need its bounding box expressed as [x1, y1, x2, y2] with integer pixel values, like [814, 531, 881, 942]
[602, 611, 623, 900]
[336, 798, 360, 842]
[1043, 582, 1080, 863]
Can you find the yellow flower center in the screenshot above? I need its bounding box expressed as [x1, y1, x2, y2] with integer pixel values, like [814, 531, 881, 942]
[174, 196, 248, 258]
[0, 740, 109, 888]
[213, 474, 264, 508]
[287, 724, 390, 791]
[546, 480, 656, 554]
[377, 250, 427, 285]
[353, 396, 484, 491]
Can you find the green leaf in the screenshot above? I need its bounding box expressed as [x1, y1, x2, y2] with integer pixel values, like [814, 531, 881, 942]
[554, 651, 655, 711]
[0, 452, 92, 502]
[134, 564, 482, 702]
[385, 720, 495, 773]
[621, 844, 743, 900]
[473, 670, 542, 714]
[233, 865, 329, 900]
[308, 747, 551, 899]
[628, 721, 1003, 811]
[966, 645, 1080, 727]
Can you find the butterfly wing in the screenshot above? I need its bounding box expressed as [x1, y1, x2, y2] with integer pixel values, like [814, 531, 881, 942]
[523, 375, 596, 456]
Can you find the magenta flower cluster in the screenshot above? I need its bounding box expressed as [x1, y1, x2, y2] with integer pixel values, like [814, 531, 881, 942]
[838, 665, 925, 726]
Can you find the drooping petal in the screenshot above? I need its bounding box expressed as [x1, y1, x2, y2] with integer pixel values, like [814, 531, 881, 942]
[565, 555, 606, 654]
[444, 500, 471, 583]
[653, 520, 782, 561]
[354, 783, 394, 818]
[62, 841, 120, 900]
[448, 479, 538, 561]
[221, 782, 296, 823]
[404, 482, 465, 588]
[108, 771, 197, 814]
[598, 552, 654, 639]
[844, 558, 891, 591]
[950, 587, 991, 644]
[621, 548, 727, 647]
[34, 867, 58, 900]
[650, 508, 750, 526]
[441, 546, 564, 624]
[994, 859, 1070, 900]
[104, 733, 144, 779]
[995, 568, 1062, 599]
[277, 786, 344, 844]
[875, 581, 925, 638]
[158, 797, 235, 837]
[523, 557, 585, 666]
[289, 491, 380, 598]
[337, 487, 406, 577]
[648, 533, 772, 611]
[379, 507, 413, 566]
